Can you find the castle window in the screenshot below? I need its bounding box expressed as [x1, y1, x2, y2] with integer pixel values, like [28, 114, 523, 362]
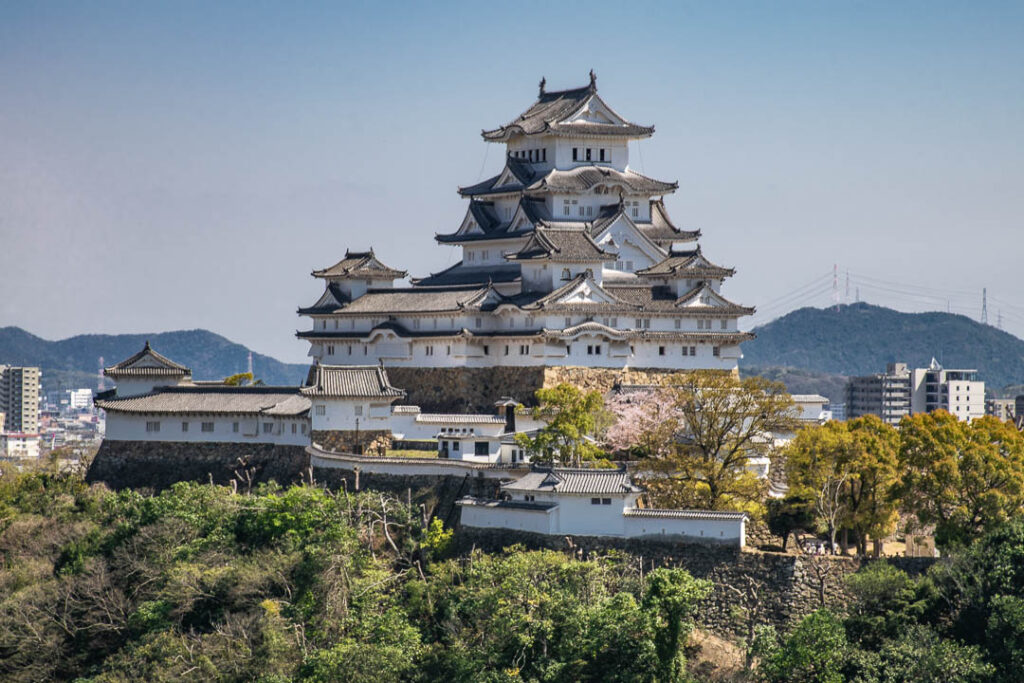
[262, 423, 273, 434]
[475, 317, 482, 328]
[659, 346, 666, 356]
[674, 319, 681, 329]
[201, 422, 214, 433]
[595, 345, 602, 354]
[561, 268, 571, 280]
[602, 498, 611, 505]
[566, 345, 571, 354]
[504, 345, 510, 355]
[475, 442, 489, 456]
[690, 346, 697, 355]
[573, 147, 579, 161]
[520, 345, 529, 355]
[578, 206, 585, 217]
[347, 345, 352, 355]
[233, 422, 240, 432]
[599, 148, 606, 162]
[425, 345, 434, 356]
[482, 249, 489, 260]
[355, 405, 363, 416]
[565, 317, 572, 326]
[542, 149, 546, 161]
[591, 497, 601, 505]
[681, 346, 689, 356]
[483, 345, 490, 355]
[413, 319, 420, 330]
[611, 317, 618, 326]
[315, 405, 325, 416]
[585, 148, 592, 161]
[446, 345, 451, 355]
[327, 344, 335, 355]
[713, 346, 721, 357]
[291, 423, 297, 434]
[586, 206, 593, 217]
[301, 424, 307, 434]
[721, 319, 728, 330]
[182, 421, 189, 432]
[632, 206, 639, 218]
[333, 319, 338, 330]
[146, 421, 160, 433]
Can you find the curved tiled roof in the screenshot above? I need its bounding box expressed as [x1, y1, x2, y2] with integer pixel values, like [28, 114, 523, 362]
[636, 248, 735, 279]
[411, 263, 522, 287]
[312, 249, 407, 280]
[95, 386, 309, 416]
[104, 342, 191, 378]
[301, 364, 405, 399]
[623, 508, 748, 520]
[502, 465, 643, 494]
[507, 228, 613, 263]
[482, 79, 653, 142]
[459, 164, 675, 198]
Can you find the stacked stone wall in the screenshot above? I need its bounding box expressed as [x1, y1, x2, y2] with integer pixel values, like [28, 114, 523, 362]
[311, 429, 391, 455]
[87, 440, 308, 491]
[385, 366, 713, 413]
[313, 465, 501, 528]
[453, 527, 936, 637]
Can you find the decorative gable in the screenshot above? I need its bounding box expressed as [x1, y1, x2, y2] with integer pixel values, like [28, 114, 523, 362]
[592, 214, 665, 264]
[677, 284, 738, 309]
[564, 95, 627, 127]
[548, 277, 622, 306]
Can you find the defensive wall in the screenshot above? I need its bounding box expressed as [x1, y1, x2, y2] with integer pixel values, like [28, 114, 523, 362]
[454, 527, 937, 637]
[383, 366, 717, 412]
[87, 440, 309, 490]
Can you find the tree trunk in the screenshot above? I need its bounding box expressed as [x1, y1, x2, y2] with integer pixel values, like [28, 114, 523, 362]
[841, 528, 850, 556]
[873, 538, 882, 558]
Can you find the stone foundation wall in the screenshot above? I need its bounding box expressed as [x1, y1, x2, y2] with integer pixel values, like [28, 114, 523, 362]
[454, 527, 936, 637]
[313, 465, 502, 528]
[87, 440, 308, 491]
[311, 429, 391, 455]
[384, 366, 713, 412]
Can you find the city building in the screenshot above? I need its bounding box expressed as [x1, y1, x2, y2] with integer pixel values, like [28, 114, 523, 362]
[297, 75, 754, 410]
[66, 388, 94, 411]
[845, 359, 985, 424]
[0, 365, 41, 434]
[845, 363, 912, 425]
[458, 465, 748, 546]
[986, 397, 1017, 422]
[0, 432, 40, 459]
[910, 359, 984, 422]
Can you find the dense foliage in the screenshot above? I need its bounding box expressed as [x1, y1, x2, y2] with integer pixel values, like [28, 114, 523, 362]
[0, 463, 710, 681]
[756, 520, 1024, 682]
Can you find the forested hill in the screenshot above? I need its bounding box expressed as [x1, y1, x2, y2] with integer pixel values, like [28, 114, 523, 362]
[740, 303, 1024, 392]
[0, 327, 308, 392]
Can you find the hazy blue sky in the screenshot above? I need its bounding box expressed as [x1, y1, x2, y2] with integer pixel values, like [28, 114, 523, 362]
[2, 1, 1023, 363]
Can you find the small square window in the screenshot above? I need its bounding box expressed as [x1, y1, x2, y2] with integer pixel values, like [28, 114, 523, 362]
[602, 498, 611, 505]
[591, 497, 601, 505]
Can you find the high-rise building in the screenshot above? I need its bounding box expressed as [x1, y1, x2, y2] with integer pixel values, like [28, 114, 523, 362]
[909, 359, 984, 422]
[845, 359, 985, 424]
[845, 362, 912, 425]
[0, 365, 41, 434]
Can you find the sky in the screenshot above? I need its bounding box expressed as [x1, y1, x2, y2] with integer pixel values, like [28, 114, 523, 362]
[2, 1, 1023, 363]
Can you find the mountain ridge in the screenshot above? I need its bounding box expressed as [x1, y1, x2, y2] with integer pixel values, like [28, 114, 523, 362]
[0, 327, 309, 394]
[740, 302, 1024, 397]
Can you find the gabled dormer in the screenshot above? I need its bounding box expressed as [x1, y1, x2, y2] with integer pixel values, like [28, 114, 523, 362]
[588, 202, 667, 274]
[675, 282, 755, 315]
[103, 341, 192, 398]
[508, 228, 614, 293]
[636, 247, 736, 296]
[311, 249, 407, 300]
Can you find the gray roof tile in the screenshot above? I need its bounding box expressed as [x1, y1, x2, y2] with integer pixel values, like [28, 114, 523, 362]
[96, 386, 309, 416]
[312, 249, 407, 280]
[104, 342, 191, 378]
[502, 465, 643, 494]
[302, 364, 405, 399]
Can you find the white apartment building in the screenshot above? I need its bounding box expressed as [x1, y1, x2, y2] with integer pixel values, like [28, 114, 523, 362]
[910, 359, 985, 422]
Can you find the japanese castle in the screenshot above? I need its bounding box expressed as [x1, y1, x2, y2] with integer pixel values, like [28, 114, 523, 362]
[298, 74, 753, 374]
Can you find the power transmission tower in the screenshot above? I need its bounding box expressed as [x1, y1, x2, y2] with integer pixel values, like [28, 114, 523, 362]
[832, 264, 839, 312]
[845, 270, 850, 303]
[998, 310, 1003, 330]
[982, 288, 988, 325]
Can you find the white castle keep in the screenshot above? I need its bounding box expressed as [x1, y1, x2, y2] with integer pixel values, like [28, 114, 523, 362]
[298, 74, 754, 375]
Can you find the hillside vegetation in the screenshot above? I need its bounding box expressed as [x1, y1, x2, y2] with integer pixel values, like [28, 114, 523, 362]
[741, 303, 1024, 395]
[0, 327, 307, 393]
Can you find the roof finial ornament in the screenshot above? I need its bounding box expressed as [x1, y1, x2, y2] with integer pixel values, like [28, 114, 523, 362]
[617, 191, 625, 209]
[144, 339, 151, 350]
[588, 69, 597, 91]
[538, 76, 546, 96]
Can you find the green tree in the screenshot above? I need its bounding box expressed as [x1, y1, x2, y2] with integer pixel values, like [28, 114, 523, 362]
[898, 412, 1024, 547]
[766, 494, 815, 550]
[785, 416, 900, 554]
[641, 568, 713, 682]
[223, 372, 255, 386]
[515, 383, 607, 466]
[642, 372, 798, 515]
[759, 609, 847, 683]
